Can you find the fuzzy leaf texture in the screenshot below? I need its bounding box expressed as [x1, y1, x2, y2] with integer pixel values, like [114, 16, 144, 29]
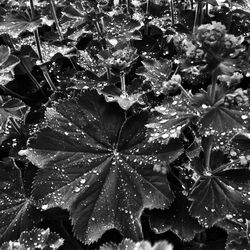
[100, 238, 173, 250]
[21, 90, 184, 244]
[0, 228, 64, 250]
[0, 159, 41, 244]
[189, 137, 250, 228]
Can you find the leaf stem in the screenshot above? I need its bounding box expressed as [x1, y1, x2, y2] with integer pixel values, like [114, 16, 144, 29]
[193, 0, 203, 33]
[40, 64, 57, 91]
[120, 71, 126, 96]
[0, 85, 24, 100]
[50, 0, 64, 40]
[8, 117, 21, 134]
[146, 0, 149, 15]
[170, 0, 175, 26]
[204, 137, 212, 172]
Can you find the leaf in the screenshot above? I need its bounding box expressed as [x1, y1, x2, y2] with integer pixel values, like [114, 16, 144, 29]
[0, 12, 53, 38]
[217, 217, 250, 250]
[136, 58, 172, 95]
[150, 194, 204, 241]
[146, 94, 198, 143]
[191, 83, 250, 142]
[19, 37, 75, 64]
[20, 90, 183, 244]
[0, 96, 27, 132]
[230, 133, 250, 157]
[0, 159, 41, 244]
[104, 14, 142, 41]
[188, 138, 250, 228]
[100, 238, 173, 250]
[0, 228, 64, 250]
[0, 46, 20, 85]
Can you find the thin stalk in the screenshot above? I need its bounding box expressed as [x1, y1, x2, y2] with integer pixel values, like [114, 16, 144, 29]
[120, 71, 126, 96]
[210, 71, 217, 104]
[177, 83, 192, 100]
[146, 0, 149, 15]
[193, 0, 203, 33]
[40, 64, 57, 91]
[106, 67, 111, 81]
[170, 0, 175, 26]
[205, 138, 212, 172]
[127, 0, 131, 16]
[9, 117, 21, 134]
[50, 0, 64, 40]
[3, 34, 46, 97]
[30, 0, 43, 62]
[205, 2, 209, 17]
[246, 44, 250, 62]
[33, 30, 43, 63]
[190, 0, 194, 9]
[0, 85, 25, 99]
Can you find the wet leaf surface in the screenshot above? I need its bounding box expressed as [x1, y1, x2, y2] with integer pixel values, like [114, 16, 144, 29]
[21, 90, 184, 244]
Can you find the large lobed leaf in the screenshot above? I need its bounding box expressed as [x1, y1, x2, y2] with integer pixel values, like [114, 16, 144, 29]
[0, 159, 41, 244]
[21, 90, 183, 244]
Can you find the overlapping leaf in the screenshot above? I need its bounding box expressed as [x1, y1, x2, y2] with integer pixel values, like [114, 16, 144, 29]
[146, 94, 198, 143]
[0, 96, 27, 132]
[0, 228, 64, 250]
[100, 238, 173, 250]
[104, 14, 142, 41]
[150, 194, 204, 241]
[21, 90, 183, 243]
[136, 58, 172, 95]
[0, 159, 41, 244]
[0, 12, 53, 38]
[0, 46, 20, 85]
[188, 138, 250, 228]
[191, 83, 250, 141]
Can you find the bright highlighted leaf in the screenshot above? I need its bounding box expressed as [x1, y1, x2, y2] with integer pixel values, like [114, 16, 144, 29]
[146, 95, 198, 143]
[150, 194, 204, 241]
[0, 159, 41, 244]
[136, 58, 172, 95]
[0, 13, 53, 38]
[0, 46, 20, 85]
[21, 90, 182, 244]
[1, 228, 64, 250]
[100, 238, 173, 250]
[0, 96, 27, 132]
[189, 138, 250, 228]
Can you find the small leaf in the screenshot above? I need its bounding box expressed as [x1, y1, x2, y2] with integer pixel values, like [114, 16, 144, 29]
[0, 96, 27, 132]
[150, 194, 204, 241]
[136, 58, 172, 95]
[0, 159, 41, 244]
[146, 95, 198, 143]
